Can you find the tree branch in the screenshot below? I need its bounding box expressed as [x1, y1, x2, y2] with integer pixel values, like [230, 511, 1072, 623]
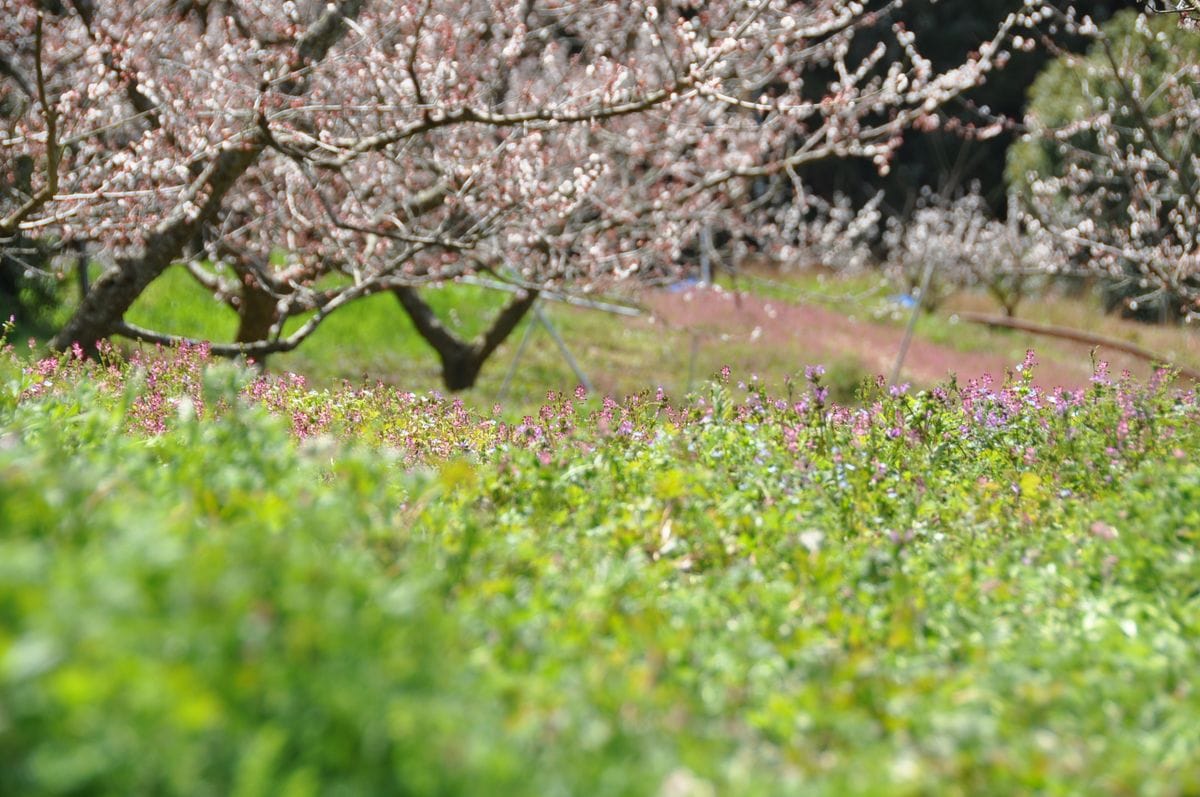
[0, 14, 60, 238]
[51, 138, 265, 351]
[957, 311, 1200, 380]
[50, 1, 370, 352]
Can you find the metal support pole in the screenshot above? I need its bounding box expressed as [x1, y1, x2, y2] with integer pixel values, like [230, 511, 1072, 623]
[497, 301, 594, 400]
[889, 257, 937, 388]
[533, 303, 593, 393]
[700, 225, 713, 285]
[686, 330, 700, 394]
[498, 309, 538, 401]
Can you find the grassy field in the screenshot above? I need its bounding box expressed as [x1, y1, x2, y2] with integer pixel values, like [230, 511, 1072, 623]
[113, 266, 878, 411]
[22, 262, 1200, 414]
[722, 266, 1200, 378]
[3, 338, 1200, 794]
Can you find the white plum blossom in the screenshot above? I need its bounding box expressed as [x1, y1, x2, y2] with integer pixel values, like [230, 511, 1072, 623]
[0, 0, 1050, 353]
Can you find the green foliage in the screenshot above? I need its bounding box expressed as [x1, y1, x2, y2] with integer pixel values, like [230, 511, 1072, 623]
[1007, 10, 1200, 320]
[1007, 10, 1200, 203]
[3, 340, 1200, 794]
[0, 238, 71, 341]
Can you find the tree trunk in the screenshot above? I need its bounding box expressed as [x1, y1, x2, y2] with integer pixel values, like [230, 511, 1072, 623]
[440, 347, 488, 392]
[49, 1, 366, 352]
[51, 142, 263, 352]
[394, 284, 538, 391]
[235, 281, 280, 345]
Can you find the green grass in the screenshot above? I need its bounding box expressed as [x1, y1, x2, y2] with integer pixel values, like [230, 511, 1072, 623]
[940, 289, 1200, 369]
[3, 341, 1200, 794]
[717, 268, 894, 314]
[124, 265, 511, 373]
[43, 261, 1200, 412]
[123, 266, 557, 407]
[123, 265, 240, 342]
[121, 265, 853, 412]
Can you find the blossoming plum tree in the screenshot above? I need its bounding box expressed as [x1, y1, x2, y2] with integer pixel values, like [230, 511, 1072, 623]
[883, 189, 1065, 316]
[1010, 5, 1200, 322]
[2, 0, 1048, 387]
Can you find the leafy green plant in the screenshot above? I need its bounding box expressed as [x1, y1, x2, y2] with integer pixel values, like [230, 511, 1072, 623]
[2, 339, 1200, 794]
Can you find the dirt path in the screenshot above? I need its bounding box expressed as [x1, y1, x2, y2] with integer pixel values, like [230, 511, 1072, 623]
[645, 286, 1164, 391]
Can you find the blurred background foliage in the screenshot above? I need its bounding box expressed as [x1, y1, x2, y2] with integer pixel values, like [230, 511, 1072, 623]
[1007, 9, 1200, 322]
